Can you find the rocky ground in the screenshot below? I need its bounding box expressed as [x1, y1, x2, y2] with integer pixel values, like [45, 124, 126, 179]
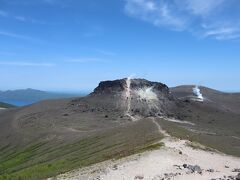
[54, 123, 240, 180]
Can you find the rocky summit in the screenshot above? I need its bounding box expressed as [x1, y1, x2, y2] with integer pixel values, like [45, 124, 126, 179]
[91, 78, 169, 95]
[90, 78, 175, 118]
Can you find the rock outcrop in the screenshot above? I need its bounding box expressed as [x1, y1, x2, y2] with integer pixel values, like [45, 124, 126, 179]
[90, 78, 175, 118]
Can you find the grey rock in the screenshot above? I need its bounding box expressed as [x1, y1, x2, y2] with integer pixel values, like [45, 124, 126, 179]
[134, 175, 144, 180]
[174, 165, 182, 170]
[207, 169, 214, 173]
[152, 175, 164, 180]
[185, 164, 202, 174]
[193, 165, 202, 174]
[233, 168, 240, 172]
[187, 165, 195, 173]
[112, 164, 118, 170]
[236, 173, 240, 180]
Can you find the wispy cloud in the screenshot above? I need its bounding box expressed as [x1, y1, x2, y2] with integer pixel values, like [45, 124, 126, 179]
[124, 0, 240, 40]
[1, 0, 60, 6]
[202, 24, 240, 40]
[0, 9, 45, 24]
[43, 0, 56, 4]
[0, 30, 44, 43]
[15, 16, 45, 24]
[125, 0, 186, 30]
[3, 0, 75, 8]
[82, 26, 105, 38]
[180, 0, 225, 16]
[96, 49, 116, 56]
[14, 16, 26, 21]
[82, 32, 99, 38]
[0, 10, 8, 17]
[0, 31, 33, 40]
[0, 61, 55, 67]
[65, 57, 109, 63]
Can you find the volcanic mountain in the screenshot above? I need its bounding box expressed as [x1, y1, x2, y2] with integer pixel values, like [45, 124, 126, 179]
[89, 78, 175, 118]
[0, 78, 239, 179]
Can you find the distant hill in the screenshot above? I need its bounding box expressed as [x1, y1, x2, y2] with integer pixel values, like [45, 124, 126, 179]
[170, 85, 240, 114]
[0, 88, 85, 106]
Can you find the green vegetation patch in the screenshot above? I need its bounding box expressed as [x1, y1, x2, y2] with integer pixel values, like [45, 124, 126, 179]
[0, 119, 164, 180]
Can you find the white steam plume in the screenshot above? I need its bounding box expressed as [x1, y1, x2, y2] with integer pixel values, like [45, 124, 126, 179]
[193, 85, 203, 101]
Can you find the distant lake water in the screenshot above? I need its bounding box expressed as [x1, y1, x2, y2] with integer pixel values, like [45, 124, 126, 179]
[2, 100, 35, 107]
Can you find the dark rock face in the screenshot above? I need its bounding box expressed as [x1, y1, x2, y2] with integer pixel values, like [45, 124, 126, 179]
[130, 79, 169, 93]
[91, 79, 126, 95]
[91, 78, 170, 96]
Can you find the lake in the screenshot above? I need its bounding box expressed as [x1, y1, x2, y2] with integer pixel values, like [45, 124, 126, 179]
[2, 100, 35, 107]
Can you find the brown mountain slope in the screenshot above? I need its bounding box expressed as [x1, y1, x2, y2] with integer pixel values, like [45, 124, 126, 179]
[0, 79, 239, 179]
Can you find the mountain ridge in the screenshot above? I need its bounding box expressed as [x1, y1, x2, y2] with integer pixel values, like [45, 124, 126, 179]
[0, 88, 84, 106]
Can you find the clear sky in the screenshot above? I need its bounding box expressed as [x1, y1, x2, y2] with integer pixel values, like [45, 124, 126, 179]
[0, 0, 240, 92]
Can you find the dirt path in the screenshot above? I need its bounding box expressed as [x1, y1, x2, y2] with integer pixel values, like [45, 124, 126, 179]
[150, 117, 169, 137]
[54, 118, 240, 180]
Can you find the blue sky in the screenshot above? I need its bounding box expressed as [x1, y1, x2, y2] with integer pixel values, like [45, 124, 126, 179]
[0, 0, 240, 92]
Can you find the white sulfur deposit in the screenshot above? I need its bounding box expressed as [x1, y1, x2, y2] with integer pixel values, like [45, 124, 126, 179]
[136, 87, 158, 101]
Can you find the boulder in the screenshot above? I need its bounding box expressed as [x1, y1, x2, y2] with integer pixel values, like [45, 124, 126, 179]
[233, 168, 240, 172]
[134, 175, 144, 180]
[207, 169, 214, 173]
[184, 164, 202, 174]
[193, 165, 202, 174]
[236, 173, 240, 180]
